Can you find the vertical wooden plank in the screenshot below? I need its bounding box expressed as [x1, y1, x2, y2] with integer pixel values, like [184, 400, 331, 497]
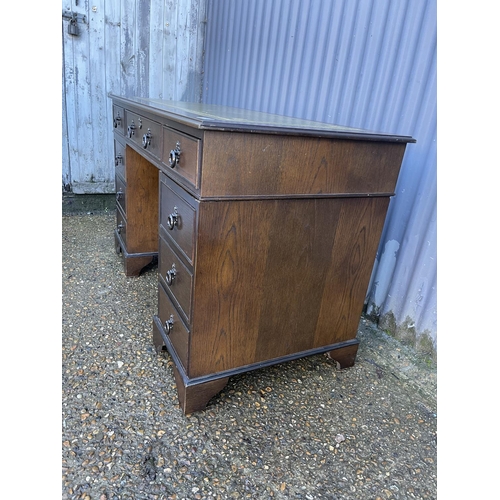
[62, 0, 77, 191]
[175, 2, 188, 99]
[121, 0, 136, 96]
[137, 1, 151, 97]
[63, 0, 95, 193]
[104, 0, 123, 193]
[104, 0, 122, 95]
[163, 0, 178, 100]
[149, 0, 165, 98]
[88, 0, 113, 190]
[163, 0, 206, 102]
[188, 0, 207, 102]
[62, 31, 71, 192]
[72, 0, 92, 193]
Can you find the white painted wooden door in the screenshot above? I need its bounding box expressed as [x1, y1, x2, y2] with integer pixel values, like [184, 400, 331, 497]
[62, 0, 207, 194]
[62, 0, 116, 194]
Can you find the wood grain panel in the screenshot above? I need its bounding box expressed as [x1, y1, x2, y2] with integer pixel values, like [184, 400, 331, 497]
[189, 200, 273, 377]
[314, 197, 390, 345]
[188, 197, 389, 377]
[201, 131, 406, 197]
[125, 146, 159, 253]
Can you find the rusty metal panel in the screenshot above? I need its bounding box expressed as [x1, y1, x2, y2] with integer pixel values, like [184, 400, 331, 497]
[203, 0, 437, 352]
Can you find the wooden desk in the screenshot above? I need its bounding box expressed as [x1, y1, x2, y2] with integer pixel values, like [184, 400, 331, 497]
[109, 94, 415, 415]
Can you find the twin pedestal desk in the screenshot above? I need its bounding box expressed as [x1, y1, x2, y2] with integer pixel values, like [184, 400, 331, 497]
[109, 94, 415, 415]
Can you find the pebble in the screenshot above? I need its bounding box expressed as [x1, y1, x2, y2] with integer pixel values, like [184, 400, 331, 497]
[62, 213, 437, 500]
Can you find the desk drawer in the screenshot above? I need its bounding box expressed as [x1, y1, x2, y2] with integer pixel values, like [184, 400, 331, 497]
[159, 235, 193, 323]
[115, 175, 126, 215]
[200, 133, 407, 197]
[160, 174, 198, 266]
[158, 281, 189, 370]
[125, 110, 162, 160]
[116, 206, 127, 242]
[162, 127, 200, 188]
[114, 139, 126, 180]
[112, 105, 125, 135]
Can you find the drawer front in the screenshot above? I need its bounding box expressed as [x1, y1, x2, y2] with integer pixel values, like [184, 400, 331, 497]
[115, 175, 126, 215]
[125, 110, 162, 160]
[116, 206, 127, 242]
[201, 132, 407, 197]
[112, 105, 125, 135]
[159, 235, 193, 323]
[162, 127, 201, 188]
[160, 174, 198, 266]
[114, 139, 126, 180]
[158, 282, 189, 370]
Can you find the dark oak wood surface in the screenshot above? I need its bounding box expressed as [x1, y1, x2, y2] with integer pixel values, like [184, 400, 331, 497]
[188, 196, 388, 378]
[200, 132, 406, 198]
[124, 146, 159, 254]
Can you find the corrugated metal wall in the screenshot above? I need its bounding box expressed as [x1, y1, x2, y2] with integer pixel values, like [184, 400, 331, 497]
[62, 0, 207, 194]
[203, 0, 437, 354]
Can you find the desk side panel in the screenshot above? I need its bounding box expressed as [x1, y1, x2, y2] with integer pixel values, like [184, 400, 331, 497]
[188, 196, 389, 377]
[124, 146, 159, 254]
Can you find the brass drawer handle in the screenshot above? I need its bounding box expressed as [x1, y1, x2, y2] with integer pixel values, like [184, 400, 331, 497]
[127, 121, 135, 138]
[165, 264, 177, 286]
[168, 142, 181, 168]
[116, 189, 124, 201]
[142, 129, 152, 149]
[165, 314, 174, 335]
[115, 154, 123, 166]
[167, 207, 179, 230]
[113, 115, 121, 128]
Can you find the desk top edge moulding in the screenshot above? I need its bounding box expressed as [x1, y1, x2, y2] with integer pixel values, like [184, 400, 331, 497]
[109, 94, 415, 415]
[109, 94, 415, 143]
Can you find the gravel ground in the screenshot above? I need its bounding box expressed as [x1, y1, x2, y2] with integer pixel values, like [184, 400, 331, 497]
[62, 212, 437, 500]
